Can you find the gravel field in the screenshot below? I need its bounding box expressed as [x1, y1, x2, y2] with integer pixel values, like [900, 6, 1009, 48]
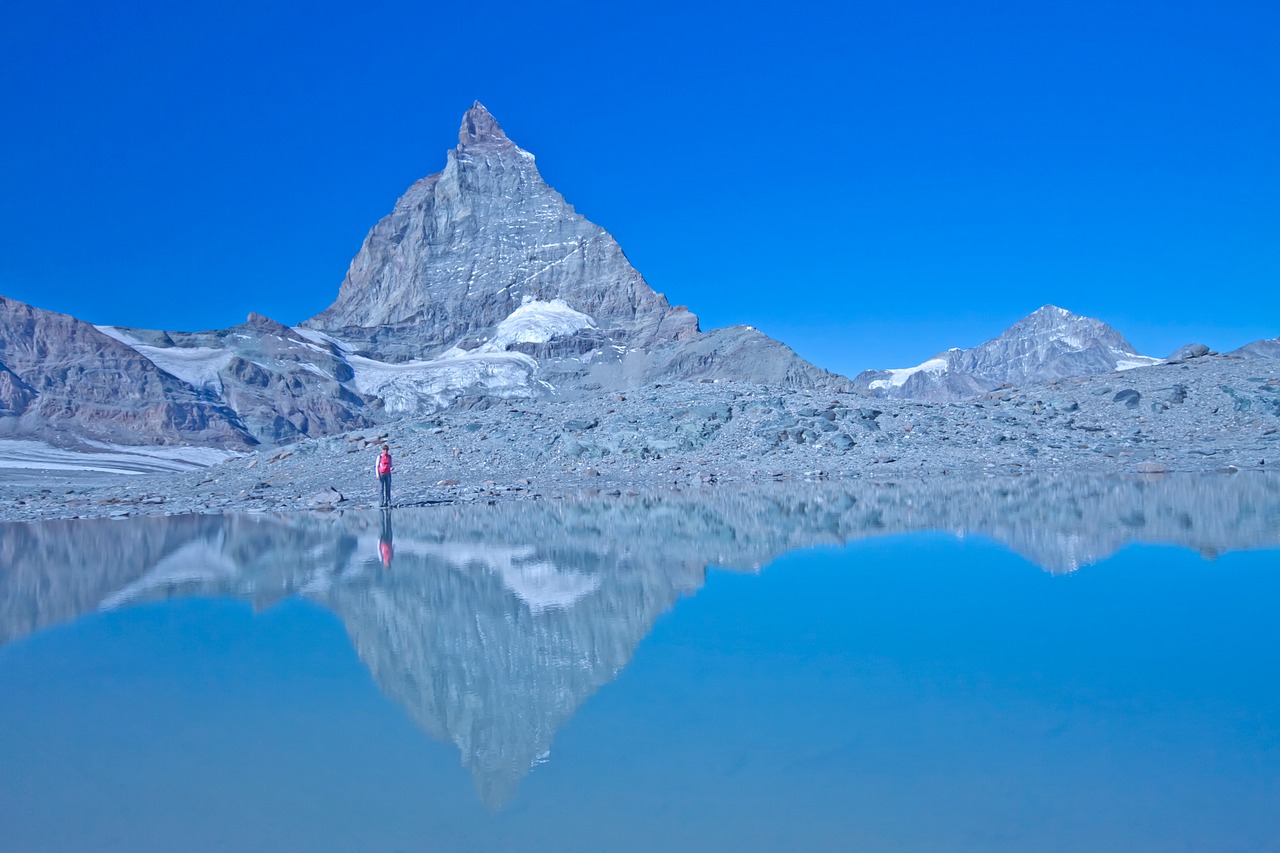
[2, 354, 1276, 523]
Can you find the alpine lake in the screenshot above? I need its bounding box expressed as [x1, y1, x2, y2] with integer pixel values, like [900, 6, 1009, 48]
[2, 473, 1278, 852]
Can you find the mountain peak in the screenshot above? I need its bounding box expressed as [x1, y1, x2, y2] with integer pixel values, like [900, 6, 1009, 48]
[854, 305, 1159, 400]
[458, 101, 510, 148]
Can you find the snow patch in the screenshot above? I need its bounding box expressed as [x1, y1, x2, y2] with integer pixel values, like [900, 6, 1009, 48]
[0, 439, 241, 474]
[94, 326, 231, 392]
[293, 327, 354, 353]
[349, 351, 539, 415]
[440, 298, 595, 359]
[867, 357, 949, 391]
[1115, 356, 1161, 371]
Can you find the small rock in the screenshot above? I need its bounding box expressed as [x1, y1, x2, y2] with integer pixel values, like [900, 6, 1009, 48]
[1166, 343, 1210, 362]
[310, 487, 345, 506]
[1113, 389, 1142, 409]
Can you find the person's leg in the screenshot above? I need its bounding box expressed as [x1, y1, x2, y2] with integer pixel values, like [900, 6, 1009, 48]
[382, 475, 392, 507]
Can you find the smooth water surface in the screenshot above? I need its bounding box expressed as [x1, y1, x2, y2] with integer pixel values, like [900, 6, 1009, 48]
[1, 476, 1278, 851]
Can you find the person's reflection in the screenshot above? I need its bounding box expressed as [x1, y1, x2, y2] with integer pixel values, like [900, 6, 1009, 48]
[378, 509, 394, 569]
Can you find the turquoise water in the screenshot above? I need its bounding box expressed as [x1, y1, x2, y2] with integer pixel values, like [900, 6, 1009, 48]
[1, 485, 1278, 851]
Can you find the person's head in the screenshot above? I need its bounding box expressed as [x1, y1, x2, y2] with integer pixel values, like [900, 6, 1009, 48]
[381, 444, 389, 454]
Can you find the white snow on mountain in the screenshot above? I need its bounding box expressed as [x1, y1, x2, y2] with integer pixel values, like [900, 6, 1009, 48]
[0, 439, 241, 473]
[867, 357, 949, 391]
[489, 297, 595, 349]
[292, 327, 353, 353]
[858, 306, 1163, 399]
[440, 297, 596, 358]
[95, 326, 233, 392]
[1116, 356, 1163, 371]
[349, 350, 541, 415]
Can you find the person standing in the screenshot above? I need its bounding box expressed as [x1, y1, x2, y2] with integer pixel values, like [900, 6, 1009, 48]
[376, 444, 394, 508]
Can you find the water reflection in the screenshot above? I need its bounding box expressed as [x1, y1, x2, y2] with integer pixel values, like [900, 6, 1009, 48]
[2, 472, 1278, 805]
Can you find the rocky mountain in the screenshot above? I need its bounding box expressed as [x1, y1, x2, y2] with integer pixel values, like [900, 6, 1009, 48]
[0, 103, 848, 455]
[0, 295, 254, 450]
[306, 102, 696, 355]
[95, 312, 377, 444]
[853, 305, 1161, 401]
[1230, 337, 1280, 360]
[297, 102, 848, 400]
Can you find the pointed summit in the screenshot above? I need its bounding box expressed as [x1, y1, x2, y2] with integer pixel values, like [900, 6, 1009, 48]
[458, 101, 511, 148]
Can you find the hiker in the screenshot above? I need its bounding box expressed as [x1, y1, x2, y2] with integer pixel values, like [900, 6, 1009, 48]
[376, 444, 394, 507]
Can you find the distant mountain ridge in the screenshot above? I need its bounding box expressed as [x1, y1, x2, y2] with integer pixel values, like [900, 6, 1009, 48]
[853, 305, 1162, 401]
[0, 105, 1275, 454]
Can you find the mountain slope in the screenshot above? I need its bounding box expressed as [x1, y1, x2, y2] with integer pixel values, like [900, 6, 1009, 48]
[853, 305, 1160, 400]
[0, 103, 850, 453]
[301, 102, 851, 399]
[305, 102, 696, 354]
[0, 295, 255, 449]
[1230, 337, 1280, 360]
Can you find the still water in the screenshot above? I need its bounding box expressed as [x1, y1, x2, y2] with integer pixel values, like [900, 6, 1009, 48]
[1, 475, 1278, 851]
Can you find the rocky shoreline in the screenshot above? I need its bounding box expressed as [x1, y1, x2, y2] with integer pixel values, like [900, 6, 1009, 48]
[1, 354, 1276, 524]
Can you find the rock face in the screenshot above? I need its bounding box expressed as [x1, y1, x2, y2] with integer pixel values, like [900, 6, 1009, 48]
[0, 103, 848, 450]
[0, 295, 254, 449]
[306, 102, 697, 356]
[97, 312, 377, 444]
[301, 102, 851, 400]
[853, 305, 1160, 401]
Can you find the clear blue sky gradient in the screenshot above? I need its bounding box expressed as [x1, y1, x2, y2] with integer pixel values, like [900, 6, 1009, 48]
[2, 0, 1276, 376]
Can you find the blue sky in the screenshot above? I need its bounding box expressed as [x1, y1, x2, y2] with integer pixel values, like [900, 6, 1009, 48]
[2, 0, 1276, 376]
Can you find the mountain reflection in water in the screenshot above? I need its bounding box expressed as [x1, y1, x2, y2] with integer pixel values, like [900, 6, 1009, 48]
[2, 472, 1278, 806]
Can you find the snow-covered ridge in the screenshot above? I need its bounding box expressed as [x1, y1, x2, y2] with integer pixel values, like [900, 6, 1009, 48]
[349, 298, 597, 414]
[867, 357, 948, 391]
[292, 327, 353, 353]
[95, 325, 233, 392]
[856, 306, 1164, 400]
[349, 351, 541, 414]
[1116, 356, 1162, 371]
[94, 299, 593, 423]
